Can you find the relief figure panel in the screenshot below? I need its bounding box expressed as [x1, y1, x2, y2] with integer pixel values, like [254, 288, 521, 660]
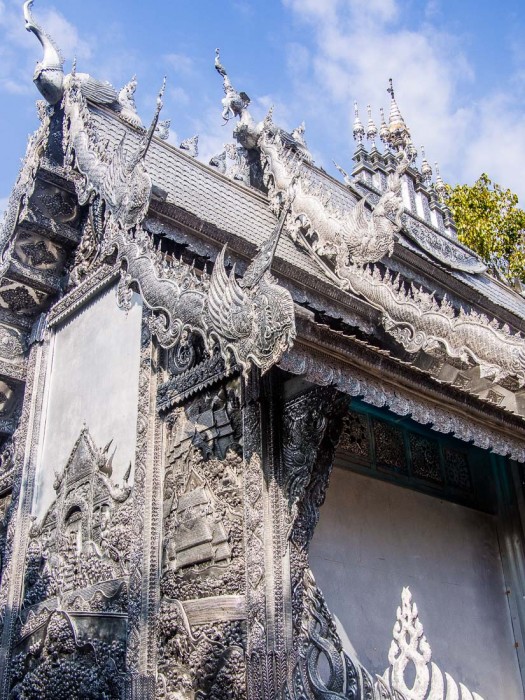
[158, 376, 247, 699]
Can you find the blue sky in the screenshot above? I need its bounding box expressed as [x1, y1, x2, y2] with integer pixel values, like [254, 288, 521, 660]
[1, 0, 525, 214]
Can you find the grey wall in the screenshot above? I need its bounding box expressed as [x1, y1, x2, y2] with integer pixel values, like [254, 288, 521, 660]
[33, 286, 142, 518]
[310, 465, 523, 699]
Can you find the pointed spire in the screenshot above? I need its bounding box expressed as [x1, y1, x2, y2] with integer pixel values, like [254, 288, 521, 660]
[434, 162, 446, 201]
[366, 105, 378, 145]
[387, 78, 406, 133]
[420, 145, 432, 183]
[381, 79, 413, 159]
[352, 101, 365, 145]
[379, 107, 389, 144]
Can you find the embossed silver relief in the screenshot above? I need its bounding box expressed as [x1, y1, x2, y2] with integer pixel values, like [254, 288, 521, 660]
[279, 346, 525, 462]
[62, 72, 165, 231]
[9, 426, 130, 697]
[22, 427, 131, 610]
[380, 588, 485, 700]
[158, 378, 247, 699]
[112, 199, 295, 375]
[283, 389, 392, 700]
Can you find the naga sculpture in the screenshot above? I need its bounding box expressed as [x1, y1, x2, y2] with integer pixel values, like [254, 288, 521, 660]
[114, 194, 296, 373]
[22, 7, 299, 376]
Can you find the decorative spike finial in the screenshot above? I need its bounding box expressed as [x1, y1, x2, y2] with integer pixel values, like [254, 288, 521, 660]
[24, 0, 65, 104]
[352, 101, 365, 145]
[379, 107, 389, 144]
[214, 48, 250, 123]
[139, 77, 166, 160]
[434, 162, 446, 201]
[420, 145, 432, 183]
[366, 104, 378, 146]
[380, 79, 414, 162]
[214, 48, 227, 78]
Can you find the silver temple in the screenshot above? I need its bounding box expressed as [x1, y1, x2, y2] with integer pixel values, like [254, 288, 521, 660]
[0, 2, 523, 698]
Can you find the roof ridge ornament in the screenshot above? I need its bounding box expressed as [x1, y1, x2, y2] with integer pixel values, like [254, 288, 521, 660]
[366, 104, 378, 146]
[215, 48, 251, 123]
[434, 162, 447, 201]
[24, 0, 65, 104]
[420, 145, 432, 183]
[118, 75, 142, 129]
[381, 79, 416, 164]
[62, 74, 166, 230]
[353, 102, 365, 145]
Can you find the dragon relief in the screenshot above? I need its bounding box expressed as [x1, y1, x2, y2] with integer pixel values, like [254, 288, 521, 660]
[215, 52, 525, 388]
[62, 69, 164, 232]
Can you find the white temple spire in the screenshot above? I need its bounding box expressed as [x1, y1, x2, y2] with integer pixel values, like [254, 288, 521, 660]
[366, 104, 378, 146]
[352, 101, 365, 145]
[420, 145, 432, 183]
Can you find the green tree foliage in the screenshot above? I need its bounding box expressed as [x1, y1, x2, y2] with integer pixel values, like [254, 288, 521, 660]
[446, 174, 525, 284]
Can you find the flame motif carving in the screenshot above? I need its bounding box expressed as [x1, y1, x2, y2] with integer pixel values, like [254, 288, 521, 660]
[381, 588, 485, 700]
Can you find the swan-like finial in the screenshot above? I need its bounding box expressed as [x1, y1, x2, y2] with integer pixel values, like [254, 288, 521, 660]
[23, 0, 65, 104]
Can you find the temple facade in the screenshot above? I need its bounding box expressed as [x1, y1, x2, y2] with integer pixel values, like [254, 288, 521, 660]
[0, 1, 524, 698]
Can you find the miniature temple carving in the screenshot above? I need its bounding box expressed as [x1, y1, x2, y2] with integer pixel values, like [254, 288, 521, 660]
[10, 427, 130, 698]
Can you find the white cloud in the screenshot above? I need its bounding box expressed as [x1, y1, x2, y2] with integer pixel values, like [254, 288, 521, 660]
[164, 53, 194, 76]
[281, 0, 525, 203]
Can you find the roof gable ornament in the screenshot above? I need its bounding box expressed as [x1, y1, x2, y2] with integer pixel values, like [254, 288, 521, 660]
[62, 72, 165, 230]
[59, 59, 295, 372]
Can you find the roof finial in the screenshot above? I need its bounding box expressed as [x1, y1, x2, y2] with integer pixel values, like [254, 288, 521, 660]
[381, 78, 415, 162]
[24, 0, 64, 104]
[352, 101, 365, 145]
[366, 104, 378, 146]
[214, 48, 250, 123]
[379, 107, 389, 144]
[420, 146, 432, 183]
[434, 162, 446, 201]
[118, 75, 142, 129]
[138, 77, 166, 161]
